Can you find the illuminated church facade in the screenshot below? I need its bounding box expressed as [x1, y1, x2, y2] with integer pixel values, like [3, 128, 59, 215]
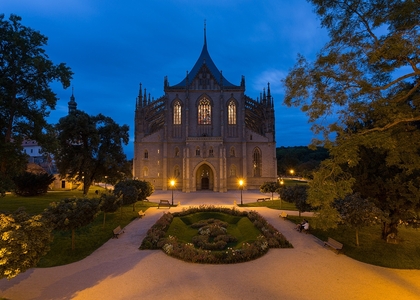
[133, 29, 277, 192]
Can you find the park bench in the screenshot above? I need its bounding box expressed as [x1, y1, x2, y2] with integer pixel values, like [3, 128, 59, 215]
[257, 198, 270, 202]
[279, 211, 288, 219]
[324, 237, 343, 253]
[138, 210, 145, 218]
[158, 199, 171, 209]
[112, 225, 124, 239]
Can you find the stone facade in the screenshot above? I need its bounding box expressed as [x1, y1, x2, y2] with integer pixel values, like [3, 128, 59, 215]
[133, 31, 277, 192]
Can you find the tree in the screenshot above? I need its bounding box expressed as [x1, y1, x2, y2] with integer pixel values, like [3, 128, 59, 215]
[43, 197, 100, 250]
[259, 181, 280, 200]
[113, 179, 154, 211]
[0, 14, 73, 193]
[279, 185, 312, 217]
[13, 172, 54, 196]
[0, 208, 53, 279]
[54, 110, 129, 195]
[99, 193, 121, 228]
[335, 193, 382, 246]
[283, 0, 420, 237]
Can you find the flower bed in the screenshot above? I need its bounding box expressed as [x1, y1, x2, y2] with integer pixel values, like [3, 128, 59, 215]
[140, 205, 292, 264]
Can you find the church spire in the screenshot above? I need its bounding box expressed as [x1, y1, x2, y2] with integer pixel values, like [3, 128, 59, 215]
[204, 19, 207, 47]
[68, 86, 77, 114]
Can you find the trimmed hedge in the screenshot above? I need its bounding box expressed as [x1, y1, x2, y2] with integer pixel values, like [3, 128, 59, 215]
[140, 205, 292, 263]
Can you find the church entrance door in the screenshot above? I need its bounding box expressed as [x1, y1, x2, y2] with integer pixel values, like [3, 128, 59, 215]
[201, 177, 209, 189]
[196, 163, 213, 190]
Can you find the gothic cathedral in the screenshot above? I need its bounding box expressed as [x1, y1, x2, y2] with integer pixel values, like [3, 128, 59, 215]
[133, 29, 277, 192]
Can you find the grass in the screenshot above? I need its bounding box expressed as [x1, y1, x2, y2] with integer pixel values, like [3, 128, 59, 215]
[287, 215, 420, 269]
[0, 187, 158, 267]
[166, 212, 261, 249]
[242, 199, 298, 211]
[0, 187, 107, 214]
[38, 203, 156, 267]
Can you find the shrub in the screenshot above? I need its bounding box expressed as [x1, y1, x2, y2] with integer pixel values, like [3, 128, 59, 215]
[140, 205, 292, 263]
[13, 172, 54, 196]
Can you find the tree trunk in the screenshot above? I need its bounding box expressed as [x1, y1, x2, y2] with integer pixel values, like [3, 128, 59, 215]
[72, 229, 75, 250]
[83, 177, 92, 195]
[103, 212, 106, 228]
[355, 228, 359, 247]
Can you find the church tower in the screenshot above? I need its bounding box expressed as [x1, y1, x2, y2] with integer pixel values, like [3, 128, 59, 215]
[133, 26, 277, 192]
[68, 87, 77, 114]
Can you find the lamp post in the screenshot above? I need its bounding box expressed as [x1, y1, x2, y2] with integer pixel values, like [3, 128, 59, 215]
[279, 178, 284, 209]
[239, 179, 244, 205]
[170, 180, 175, 206]
[290, 169, 295, 177]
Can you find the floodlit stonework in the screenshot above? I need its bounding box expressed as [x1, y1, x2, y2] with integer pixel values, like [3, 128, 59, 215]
[133, 29, 276, 192]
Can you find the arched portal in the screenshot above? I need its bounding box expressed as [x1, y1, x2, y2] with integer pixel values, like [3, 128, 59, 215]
[196, 163, 214, 190]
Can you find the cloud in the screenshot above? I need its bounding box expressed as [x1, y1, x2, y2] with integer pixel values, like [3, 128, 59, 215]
[252, 69, 287, 94]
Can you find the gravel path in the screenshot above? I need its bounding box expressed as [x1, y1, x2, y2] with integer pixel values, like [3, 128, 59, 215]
[1, 190, 419, 300]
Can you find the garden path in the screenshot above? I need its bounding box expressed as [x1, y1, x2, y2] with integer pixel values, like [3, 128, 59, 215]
[1, 190, 419, 299]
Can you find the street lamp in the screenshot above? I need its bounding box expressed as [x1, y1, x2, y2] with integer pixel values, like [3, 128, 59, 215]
[239, 179, 244, 205]
[279, 179, 284, 209]
[290, 169, 295, 177]
[170, 179, 175, 205]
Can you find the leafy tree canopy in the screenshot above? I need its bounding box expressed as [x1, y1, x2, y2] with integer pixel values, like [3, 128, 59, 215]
[0, 14, 73, 193]
[13, 171, 54, 196]
[43, 197, 100, 250]
[283, 0, 420, 237]
[0, 208, 53, 279]
[54, 110, 130, 195]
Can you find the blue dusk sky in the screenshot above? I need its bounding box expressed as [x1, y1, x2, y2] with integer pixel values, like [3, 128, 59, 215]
[3, 0, 329, 159]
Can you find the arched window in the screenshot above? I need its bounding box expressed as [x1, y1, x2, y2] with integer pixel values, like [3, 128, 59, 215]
[198, 98, 211, 124]
[209, 146, 214, 157]
[175, 147, 180, 157]
[173, 101, 182, 125]
[196, 147, 200, 156]
[144, 150, 148, 159]
[230, 146, 235, 157]
[228, 100, 236, 125]
[143, 167, 149, 177]
[253, 148, 262, 177]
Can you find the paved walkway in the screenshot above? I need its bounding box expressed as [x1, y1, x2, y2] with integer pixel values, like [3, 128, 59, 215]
[1, 191, 420, 299]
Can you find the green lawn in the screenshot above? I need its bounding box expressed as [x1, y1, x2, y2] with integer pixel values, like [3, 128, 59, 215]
[1, 187, 107, 214]
[38, 202, 157, 267]
[166, 212, 261, 248]
[242, 199, 298, 210]
[287, 216, 420, 269]
[0, 187, 157, 267]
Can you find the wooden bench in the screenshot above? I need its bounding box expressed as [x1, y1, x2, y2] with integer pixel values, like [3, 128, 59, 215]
[112, 225, 124, 239]
[324, 237, 343, 253]
[138, 210, 145, 218]
[158, 199, 171, 209]
[279, 211, 288, 219]
[257, 198, 270, 202]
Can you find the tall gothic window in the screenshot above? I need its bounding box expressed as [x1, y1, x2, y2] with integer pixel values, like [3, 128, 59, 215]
[198, 98, 211, 124]
[228, 100, 236, 125]
[253, 148, 262, 177]
[144, 150, 148, 159]
[173, 101, 181, 125]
